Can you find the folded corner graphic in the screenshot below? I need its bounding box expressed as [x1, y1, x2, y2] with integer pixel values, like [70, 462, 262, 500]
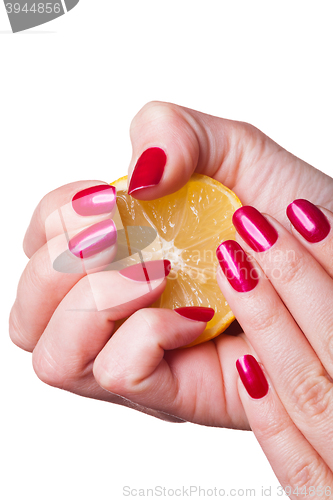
[4, 0, 80, 33]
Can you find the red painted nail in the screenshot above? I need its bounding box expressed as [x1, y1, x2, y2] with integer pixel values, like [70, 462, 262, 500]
[68, 219, 117, 259]
[287, 199, 330, 243]
[216, 240, 259, 293]
[236, 355, 269, 399]
[128, 147, 167, 195]
[119, 259, 171, 282]
[72, 185, 116, 216]
[233, 206, 278, 252]
[174, 307, 215, 322]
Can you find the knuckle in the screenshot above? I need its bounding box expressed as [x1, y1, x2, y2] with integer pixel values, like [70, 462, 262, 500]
[26, 251, 53, 294]
[235, 121, 259, 141]
[97, 359, 141, 397]
[270, 250, 306, 286]
[130, 101, 181, 135]
[291, 369, 333, 419]
[134, 308, 160, 336]
[137, 100, 166, 116]
[32, 347, 65, 388]
[231, 121, 267, 158]
[254, 410, 291, 443]
[32, 346, 82, 390]
[250, 310, 276, 334]
[8, 306, 30, 351]
[226, 120, 282, 185]
[94, 308, 161, 396]
[134, 308, 178, 349]
[94, 355, 126, 395]
[286, 455, 329, 492]
[22, 232, 31, 258]
[23, 196, 46, 258]
[246, 298, 281, 335]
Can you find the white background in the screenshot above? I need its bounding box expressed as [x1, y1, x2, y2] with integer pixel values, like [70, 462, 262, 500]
[1, 1, 333, 499]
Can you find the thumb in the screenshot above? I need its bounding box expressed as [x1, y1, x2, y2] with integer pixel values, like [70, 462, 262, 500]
[127, 101, 281, 200]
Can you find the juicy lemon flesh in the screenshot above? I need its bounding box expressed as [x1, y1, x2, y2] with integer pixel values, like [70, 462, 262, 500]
[112, 174, 241, 347]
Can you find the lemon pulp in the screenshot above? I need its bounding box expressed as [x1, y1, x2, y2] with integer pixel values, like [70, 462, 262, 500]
[112, 174, 241, 347]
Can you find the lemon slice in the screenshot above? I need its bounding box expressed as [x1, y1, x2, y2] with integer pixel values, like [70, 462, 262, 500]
[112, 174, 242, 347]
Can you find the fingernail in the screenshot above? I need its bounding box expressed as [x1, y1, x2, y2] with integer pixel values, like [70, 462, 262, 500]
[128, 147, 167, 195]
[119, 259, 171, 282]
[68, 219, 117, 259]
[236, 355, 269, 399]
[174, 307, 215, 322]
[286, 199, 330, 243]
[216, 240, 259, 293]
[72, 185, 116, 216]
[233, 206, 278, 252]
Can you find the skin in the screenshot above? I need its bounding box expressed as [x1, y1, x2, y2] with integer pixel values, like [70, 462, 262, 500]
[10, 101, 333, 496]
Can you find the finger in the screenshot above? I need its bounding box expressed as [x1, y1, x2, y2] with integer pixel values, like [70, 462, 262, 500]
[11, 180, 119, 351]
[236, 355, 333, 499]
[287, 199, 333, 278]
[126, 102, 331, 220]
[233, 206, 333, 380]
[10, 219, 119, 351]
[93, 306, 257, 427]
[216, 240, 333, 469]
[32, 263, 170, 395]
[23, 180, 116, 258]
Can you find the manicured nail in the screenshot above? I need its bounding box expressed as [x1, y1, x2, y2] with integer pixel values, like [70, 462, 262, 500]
[128, 147, 167, 195]
[119, 259, 171, 282]
[233, 206, 278, 252]
[72, 185, 116, 216]
[216, 240, 259, 293]
[174, 307, 215, 322]
[236, 355, 269, 399]
[286, 199, 330, 243]
[68, 219, 117, 259]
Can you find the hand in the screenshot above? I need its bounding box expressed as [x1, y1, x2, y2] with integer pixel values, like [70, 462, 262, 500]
[215, 202, 333, 497]
[9, 101, 333, 433]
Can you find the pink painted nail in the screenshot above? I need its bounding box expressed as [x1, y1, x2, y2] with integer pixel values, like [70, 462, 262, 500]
[287, 199, 330, 243]
[128, 148, 167, 195]
[72, 185, 116, 216]
[119, 259, 171, 282]
[233, 206, 278, 252]
[174, 307, 215, 322]
[236, 355, 269, 399]
[216, 240, 259, 293]
[68, 219, 117, 259]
